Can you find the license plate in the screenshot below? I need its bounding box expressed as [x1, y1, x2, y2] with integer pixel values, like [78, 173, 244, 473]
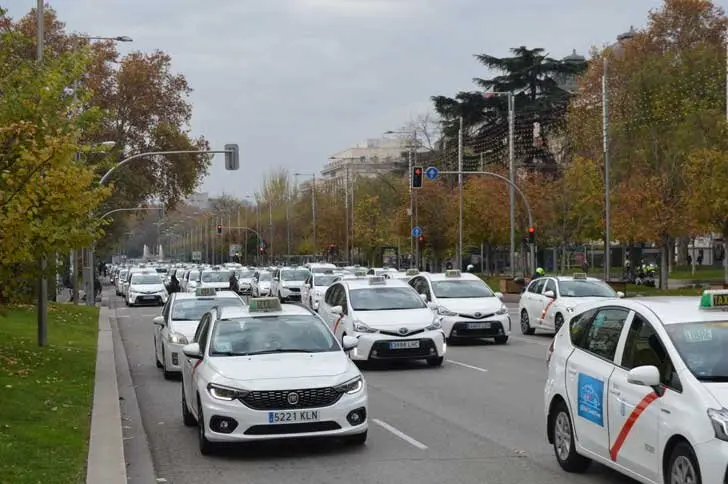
[268, 410, 320, 424]
[142, 296, 155, 300]
[389, 340, 420, 350]
[468, 322, 491, 329]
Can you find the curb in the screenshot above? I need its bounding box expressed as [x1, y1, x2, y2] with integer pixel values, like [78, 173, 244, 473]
[86, 304, 127, 484]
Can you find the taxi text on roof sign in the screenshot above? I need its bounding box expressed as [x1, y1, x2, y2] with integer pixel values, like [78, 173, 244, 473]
[699, 290, 728, 310]
[353, 270, 367, 277]
[248, 297, 282, 313]
[405, 268, 420, 276]
[196, 287, 217, 297]
[445, 270, 461, 278]
[369, 275, 387, 285]
[572, 272, 587, 280]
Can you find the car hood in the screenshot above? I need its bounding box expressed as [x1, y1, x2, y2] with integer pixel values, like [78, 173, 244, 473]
[168, 320, 201, 340]
[210, 352, 354, 389]
[258, 281, 271, 287]
[355, 308, 435, 329]
[559, 296, 615, 308]
[200, 281, 230, 289]
[280, 280, 305, 288]
[129, 284, 165, 293]
[435, 297, 503, 314]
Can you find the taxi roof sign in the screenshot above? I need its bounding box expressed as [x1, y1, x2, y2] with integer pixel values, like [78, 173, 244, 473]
[248, 297, 282, 313]
[353, 269, 367, 277]
[445, 270, 461, 278]
[572, 272, 587, 280]
[369, 275, 387, 285]
[196, 287, 217, 297]
[405, 268, 420, 276]
[699, 290, 728, 310]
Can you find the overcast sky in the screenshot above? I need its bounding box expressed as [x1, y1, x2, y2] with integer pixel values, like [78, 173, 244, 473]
[6, 0, 715, 198]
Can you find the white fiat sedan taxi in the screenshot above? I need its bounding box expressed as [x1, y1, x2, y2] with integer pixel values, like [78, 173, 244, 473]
[317, 275, 446, 366]
[544, 290, 728, 484]
[180, 298, 368, 454]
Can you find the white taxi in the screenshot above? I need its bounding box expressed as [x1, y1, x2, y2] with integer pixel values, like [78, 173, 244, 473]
[180, 298, 368, 454]
[318, 275, 446, 366]
[301, 272, 341, 311]
[520, 273, 622, 335]
[153, 288, 246, 379]
[544, 290, 728, 484]
[126, 271, 168, 307]
[199, 267, 232, 292]
[409, 270, 509, 343]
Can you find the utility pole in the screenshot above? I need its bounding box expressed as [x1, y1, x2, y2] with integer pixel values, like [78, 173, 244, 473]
[344, 166, 349, 263]
[457, 116, 463, 270]
[286, 190, 291, 257]
[508, 91, 516, 277]
[603, 57, 611, 281]
[268, 201, 273, 264]
[36, 0, 48, 346]
[408, 135, 414, 267]
[311, 175, 317, 256]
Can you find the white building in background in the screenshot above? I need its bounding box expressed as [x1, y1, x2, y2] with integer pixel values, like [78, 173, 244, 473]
[322, 137, 410, 181]
[185, 192, 210, 210]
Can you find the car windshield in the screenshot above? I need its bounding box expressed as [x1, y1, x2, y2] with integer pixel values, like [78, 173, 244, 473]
[310, 266, 335, 274]
[258, 273, 272, 281]
[209, 315, 340, 356]
[665, 322, 728, 381]
[188, 271, 200, 281]
[431, 280, 494, 298]
[131, 274, 162, 285]
[238, 270, 254, 278]
[171, 298, 243, 321]
[349, 287, 426, 311]
[156, 268, 168, 274]
[119, 271, 128, 279]
[315, 275, 339, 286]
[281, 270, 310, 281]
[557, 281, 617, 297]
[201, 271, 231, 283]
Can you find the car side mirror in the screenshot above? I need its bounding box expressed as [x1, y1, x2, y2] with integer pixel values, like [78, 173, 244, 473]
[419, 293, 428, 301]
[544, 290, 556, 299]
[331, 305, 343, 315]
[427, 302, 438, 310]
[153, 316, 164, 326]
[342, 335, 359, 351]
[494, 292, 504, 299]
[627, 365, 660, 388]
[182, 343, 202, 359]
[617, 291, 625, 298]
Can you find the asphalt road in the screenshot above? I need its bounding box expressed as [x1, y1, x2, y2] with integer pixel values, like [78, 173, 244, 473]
[110, 289, 636, 484]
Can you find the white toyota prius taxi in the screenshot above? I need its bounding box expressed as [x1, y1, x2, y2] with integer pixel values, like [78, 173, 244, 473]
[317, 275, 446, 366]
[180, 298, 368, 454]
[544, 290, 728, 484]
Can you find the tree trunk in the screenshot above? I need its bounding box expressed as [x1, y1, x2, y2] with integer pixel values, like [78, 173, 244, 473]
[660, 235, 670, 290]
[676, 236, 689, 267]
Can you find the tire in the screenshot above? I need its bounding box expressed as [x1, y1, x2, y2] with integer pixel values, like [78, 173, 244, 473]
[494, 336, 509, 344]
[345, 430, 367, 445]
[427, 356, 444, 367]
[520, 309, 535, 335]
[667, 441, 701, 484]
[154, 338, 163, 368]
[551, 400, 591, 473]
[182, 386, 196, 427]
[555, 313, 565, 333]
[197, 400, 214, 455]
[162, 348, 174, 380]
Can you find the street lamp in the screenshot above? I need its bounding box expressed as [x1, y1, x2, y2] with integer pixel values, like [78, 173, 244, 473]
[294, 172, 317, 257]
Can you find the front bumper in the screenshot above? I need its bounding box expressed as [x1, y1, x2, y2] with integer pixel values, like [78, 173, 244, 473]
[441, 314, 510, 339]
[279, 287, 302, 300]
[163, 341, 185, 372]
[694, 439, 728, 484]
[238, 282, 252, 294]
[256, 286, 271, 296]
[128, 293, 167, 305]
[199, 387, 368, 443]
[349, 330, 446, 361]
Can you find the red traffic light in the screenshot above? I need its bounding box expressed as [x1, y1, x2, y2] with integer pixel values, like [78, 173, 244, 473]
[528, 227, 535, 233]
[418, 235, 424, 242]
[415, 168, 422, 175]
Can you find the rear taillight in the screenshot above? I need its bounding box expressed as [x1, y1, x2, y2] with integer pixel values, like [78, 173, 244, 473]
[546, 339, 555, 368]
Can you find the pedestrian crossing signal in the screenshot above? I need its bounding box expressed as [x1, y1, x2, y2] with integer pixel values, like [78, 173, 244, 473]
[528, 227, 535, 244]
[216, 224, 222, 235]
[412, 166, 423, 188]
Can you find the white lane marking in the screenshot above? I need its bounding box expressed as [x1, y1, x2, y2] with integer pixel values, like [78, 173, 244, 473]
[447, 359, 488, 373]
[373, 419, 428, 450]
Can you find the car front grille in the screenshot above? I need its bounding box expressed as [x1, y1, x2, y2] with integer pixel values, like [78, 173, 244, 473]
[379, 328, 425, 337]
[244, 421, 341, 435]
[457, 312, 495, 320]
[240, 387, 343, 410]
[451, 321, 504, 338]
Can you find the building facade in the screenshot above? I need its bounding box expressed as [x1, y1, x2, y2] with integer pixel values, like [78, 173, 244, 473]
[322, 137, 410, 181]
[185, 192, 210, 210]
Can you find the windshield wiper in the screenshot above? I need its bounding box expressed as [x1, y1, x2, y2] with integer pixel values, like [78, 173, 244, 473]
[696, 375, 728, 382]
[242, 348, 322, 356]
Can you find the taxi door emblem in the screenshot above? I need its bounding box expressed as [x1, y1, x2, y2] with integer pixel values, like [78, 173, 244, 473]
[474, 312, 482, 318]
[398, 327, 408, 335]
[287, 392, 299, 405]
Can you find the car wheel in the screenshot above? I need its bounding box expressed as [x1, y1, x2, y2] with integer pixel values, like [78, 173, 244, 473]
[154, 338, 163, 368]
[345, 430, 367, 445]
[551, 400, 591, 473]
[520, 309, 535, 335]
[182, 386, 196, 427]
[494, 336, 509, 344]
[427, 356, 444, 367]
[667, 441, 701, 484]
[162, 348, 174, 380]
[197, 399, 214, 455]
[554, 313, 565, 333]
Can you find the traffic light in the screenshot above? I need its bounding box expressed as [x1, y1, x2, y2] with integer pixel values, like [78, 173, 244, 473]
[224, 143, 239, 170]
[216, 224, 222, 235]
[412, 166, 423, 188]
[417, 235, 425, 244]
[528, 226, 535, 244]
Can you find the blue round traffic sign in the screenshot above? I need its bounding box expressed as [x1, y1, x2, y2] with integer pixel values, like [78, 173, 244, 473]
[412, 226, 423, 237]
[425, 166, 439, 180]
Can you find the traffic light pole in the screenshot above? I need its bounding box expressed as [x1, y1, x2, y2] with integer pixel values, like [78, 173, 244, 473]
[438, 170, 535, 276]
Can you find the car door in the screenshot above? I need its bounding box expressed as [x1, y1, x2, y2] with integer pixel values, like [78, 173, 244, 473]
[522, 278, 546, 322]
[608, 312, 681, 482]
[564, 307, 630, 459]
[183, 315, 210, 415]
[302, 275, 313, 306]
[318, 283, 339, 326]
[540, 278, 559, 327]
[331, 285, 351, 339]
[155, 298, 172, 360]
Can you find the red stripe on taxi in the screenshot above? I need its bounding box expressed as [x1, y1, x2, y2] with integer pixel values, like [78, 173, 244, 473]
[609, 391, 660, 461]
[333, 316, 343, 334]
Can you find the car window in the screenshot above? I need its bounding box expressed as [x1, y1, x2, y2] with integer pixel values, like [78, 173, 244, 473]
[664, 321, 728, 382]
[314, 275, 339, 286]
[558, 280, 617, 297]
[201, 271, 231, 283]
[131, 274, 163, 285]
[529, 279, 545, 294]
[171, 298, 243, 321]
[258, 272, 272, 282]
[621, 314, 681, 390]
[281, 269, 310, 281]
[349, 287, 426, 311]
[570, 309, 597, 349]
[193, 315, 209, 343]
[582, 308, 630, 361]
[431, 280, 494, 298]
[544, 279, 557, 295]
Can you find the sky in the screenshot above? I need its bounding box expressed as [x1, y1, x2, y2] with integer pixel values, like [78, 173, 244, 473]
[5, 0, 717, 198]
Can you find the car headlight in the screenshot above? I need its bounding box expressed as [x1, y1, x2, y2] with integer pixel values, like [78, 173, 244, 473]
[437, 306, 457, 317]
[334, 376, 363, 394]
[708, 408, 728, 441]
[496, 305, 508, 315]
[167, 332, 188, 345]
[207, 383, 248, 401]
[426, 318, 442, 331]
[353, 320, 377, 333]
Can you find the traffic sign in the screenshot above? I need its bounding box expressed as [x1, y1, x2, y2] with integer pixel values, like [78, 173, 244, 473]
[412, 226, 423, 237]
[425, 166, 439, 180]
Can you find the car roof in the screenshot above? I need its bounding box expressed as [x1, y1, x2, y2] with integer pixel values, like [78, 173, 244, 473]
[219, 303, 313, 319]
[342, 277, 411, 290]
[174, 290, 240, 300]
[626, 297, 728, 326]
[423, 272, 483, 281]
